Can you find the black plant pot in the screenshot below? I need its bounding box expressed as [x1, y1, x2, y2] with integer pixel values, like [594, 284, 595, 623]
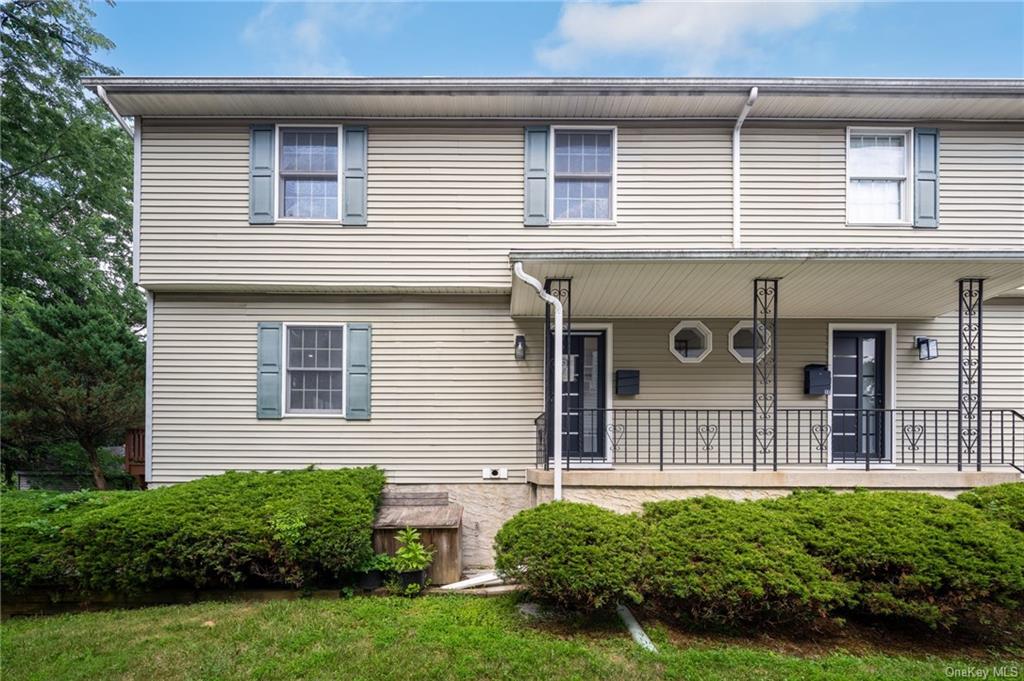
[398, 569, 427, 589]
[357, 570, 384, 590]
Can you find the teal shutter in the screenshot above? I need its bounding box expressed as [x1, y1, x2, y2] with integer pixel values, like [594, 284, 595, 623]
[524, 127, 549, 226]
[342, 126, 368, 226]
[346, 323, 372, 420]
[250, 124, 275, 224]
[914, 128, 939, 229]
[256, 322, 282, 419]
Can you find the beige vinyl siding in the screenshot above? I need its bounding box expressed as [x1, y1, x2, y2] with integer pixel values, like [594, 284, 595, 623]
[139, 120, 1022, 291]
[138, 121, 734, 290]
[151, 294, 544, 485]
[152, 295, 1022, 485]
[608, 302, 1023, 412]
[740, 125, 1024, 248]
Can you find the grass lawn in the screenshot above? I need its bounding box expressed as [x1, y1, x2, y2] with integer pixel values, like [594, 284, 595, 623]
[1, 595, 1020, 681]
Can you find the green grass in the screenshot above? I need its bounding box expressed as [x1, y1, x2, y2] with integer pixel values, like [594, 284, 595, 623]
[0, 595, 1017, 681]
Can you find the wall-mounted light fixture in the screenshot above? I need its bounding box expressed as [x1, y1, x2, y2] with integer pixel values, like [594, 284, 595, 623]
[514, 335, 527, 361]
[916, 336, 939, 361]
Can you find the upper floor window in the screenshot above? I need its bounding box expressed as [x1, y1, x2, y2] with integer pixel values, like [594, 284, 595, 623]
[847, 128, 912, 225]
[279, 127, 339, 220]
[553, 128, 614, 222]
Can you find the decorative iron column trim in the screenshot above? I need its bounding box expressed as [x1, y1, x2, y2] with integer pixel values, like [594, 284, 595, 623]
[958, 278, 984, 471]
[752, 278, 779, 471]
[544, 278, 572, 467]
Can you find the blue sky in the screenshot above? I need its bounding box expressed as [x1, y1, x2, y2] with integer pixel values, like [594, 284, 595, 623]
[92, 1, 1024, 78]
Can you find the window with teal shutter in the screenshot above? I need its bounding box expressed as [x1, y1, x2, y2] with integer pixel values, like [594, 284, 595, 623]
[914, 128, 940, 228]
[346, 323, 372, 420]
[256, 322, 282, 419]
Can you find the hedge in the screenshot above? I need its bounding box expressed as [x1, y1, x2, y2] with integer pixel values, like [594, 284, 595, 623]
[1, 467, 386, 594]
[766, 489, 1024, 628]
[493, 485, 1024, 631]
[643, 496, 851, 625]
[494, 501, 643, 611]
[958, 483, 1024, 532]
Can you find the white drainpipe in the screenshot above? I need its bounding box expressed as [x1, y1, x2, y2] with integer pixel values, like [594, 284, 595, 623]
[95, 85, 135, 137]
[513, 262, 563, 501]
[732, 87, 759, 249]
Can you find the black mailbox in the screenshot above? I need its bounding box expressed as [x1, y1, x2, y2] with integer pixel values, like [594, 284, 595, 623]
[615, 369, 640, 396]
[804, 364, 831, 395]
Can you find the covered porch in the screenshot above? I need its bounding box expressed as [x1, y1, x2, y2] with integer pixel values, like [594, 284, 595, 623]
[510, 249, 1024, 475]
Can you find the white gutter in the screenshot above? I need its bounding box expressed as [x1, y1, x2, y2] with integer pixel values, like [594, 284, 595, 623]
[513, 262, 563, 501]
[95, 84, 134, 137]
[144, 290, 154, 485]
[732, 87, 758, 249]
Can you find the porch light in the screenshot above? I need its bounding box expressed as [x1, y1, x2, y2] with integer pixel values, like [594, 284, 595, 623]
[514, 335, 527, 361]
[916, 336, 939, 361]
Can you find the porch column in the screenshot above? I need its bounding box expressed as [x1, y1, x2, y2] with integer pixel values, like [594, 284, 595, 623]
[957, 278, 984, 471]
[752, 279, 779, 471]
[544, 277, 572, 468]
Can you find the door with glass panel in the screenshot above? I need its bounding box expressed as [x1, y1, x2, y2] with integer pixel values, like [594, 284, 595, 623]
[831, 331, 887, 462]
[560, 331, 607, 464]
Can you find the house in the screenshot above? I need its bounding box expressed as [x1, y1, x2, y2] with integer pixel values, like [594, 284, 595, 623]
[86, 77, 1024, 572]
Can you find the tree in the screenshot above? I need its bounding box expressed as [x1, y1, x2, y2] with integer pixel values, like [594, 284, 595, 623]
[1, 0, 141, 323]
[2, 295, 145, 489]
[1, 0, 144, 484]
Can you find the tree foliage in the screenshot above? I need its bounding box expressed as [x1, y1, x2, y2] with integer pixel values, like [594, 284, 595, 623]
[2, 296, 145, 488]
[1, 0, 143, 484]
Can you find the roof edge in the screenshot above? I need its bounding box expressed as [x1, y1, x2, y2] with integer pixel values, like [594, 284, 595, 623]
[83, 76, 1024, 97]
[508, 249, 1024, 263]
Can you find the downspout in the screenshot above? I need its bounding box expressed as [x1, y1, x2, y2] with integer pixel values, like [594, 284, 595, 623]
[513, 262, 563, 501]
[95, 85, 134, 137]
[732, 87, 758, 249]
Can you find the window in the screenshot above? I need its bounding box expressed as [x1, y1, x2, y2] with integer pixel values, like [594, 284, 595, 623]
[847, 128, 912, 224]
[553, 129, 614, 221]
[669, 321, 711, 364]
[286, 325, 344, 414]
[279, 128, 339, 220]
[728, 321, 771, 364]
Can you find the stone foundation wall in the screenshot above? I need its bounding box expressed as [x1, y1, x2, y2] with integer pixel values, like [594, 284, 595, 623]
[383, 483, 535, 572]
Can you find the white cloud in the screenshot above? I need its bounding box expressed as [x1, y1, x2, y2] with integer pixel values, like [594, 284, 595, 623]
[241, 2, 411, 76]
[537, 1, 859, 74]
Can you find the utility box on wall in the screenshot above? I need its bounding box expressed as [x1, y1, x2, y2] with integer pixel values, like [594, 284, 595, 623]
[615, 369, 640, 396]
[804, 364, 831, 395]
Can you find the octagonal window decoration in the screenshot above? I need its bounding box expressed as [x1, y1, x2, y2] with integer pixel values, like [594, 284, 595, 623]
[669, 320, 712, 364]
[728, 321, 772, 364]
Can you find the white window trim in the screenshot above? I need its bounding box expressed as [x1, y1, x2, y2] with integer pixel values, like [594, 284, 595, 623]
[727, 320, 771, 364]
[548, 125, 618, 225]
[668, 320, 712, 364]
[273, 123, 344, 224]
[845, 126, 914, 227]
[825, 323, 898, 463]
[281, 322, 348, 418]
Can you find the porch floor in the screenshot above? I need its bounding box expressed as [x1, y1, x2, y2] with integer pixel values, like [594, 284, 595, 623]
[526, 466, 1022, 490]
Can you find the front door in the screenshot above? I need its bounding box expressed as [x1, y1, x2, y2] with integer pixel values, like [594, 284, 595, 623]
[831, 331, 887, 462]
[561, 331, 607, 463]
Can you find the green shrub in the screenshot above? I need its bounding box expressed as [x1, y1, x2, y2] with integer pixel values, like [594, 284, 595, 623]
[2, 467, 386, 594]
[643, 497, 850, 626]
[958, 483, 1024, 532]
[494, 501, 643, 611]
[1, 490, 134, 591]
[768, 489, 1024, 629]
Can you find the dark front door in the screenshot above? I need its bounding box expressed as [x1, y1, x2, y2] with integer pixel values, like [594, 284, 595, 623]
[831, 331, 887, 462]
[561, 331, 607, 463]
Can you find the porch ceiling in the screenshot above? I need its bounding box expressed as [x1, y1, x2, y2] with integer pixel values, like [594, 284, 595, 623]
[508, 249, 1024, 319]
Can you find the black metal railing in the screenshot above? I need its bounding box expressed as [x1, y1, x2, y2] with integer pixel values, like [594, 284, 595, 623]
[535, 408, 1024, 472]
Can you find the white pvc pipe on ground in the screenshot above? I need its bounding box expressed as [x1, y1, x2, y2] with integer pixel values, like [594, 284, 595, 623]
[616, 604, 658, 653]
